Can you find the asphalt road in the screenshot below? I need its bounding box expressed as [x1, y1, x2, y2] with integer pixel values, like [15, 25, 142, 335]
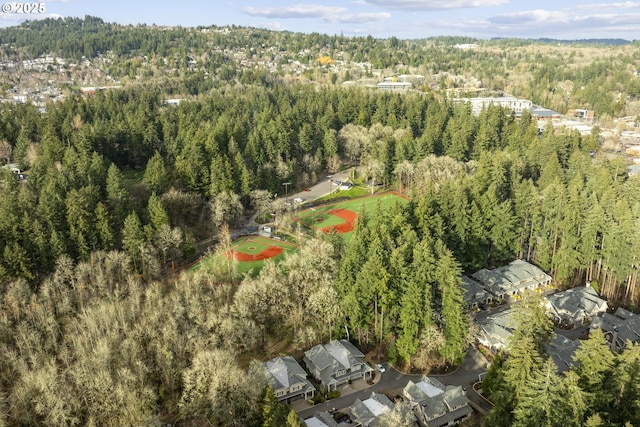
[297, 346, 493, 420]
[288, 168, 354, 205]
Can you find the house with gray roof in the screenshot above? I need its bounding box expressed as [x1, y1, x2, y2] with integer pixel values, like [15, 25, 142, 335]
[402, 376, 472, 427]
[303, 339, 373, 391]
[476, 308, 517, 351]
[472, 259, 551, 300]
[350, 392, 395, 427]
[304, 411, 338, 427]
[590, 307, 640, 351]
[545, 333, 580, 373]
[262, 356, 315, 402]
[545, 285, 608, 327]
[461, 275, 494, 309]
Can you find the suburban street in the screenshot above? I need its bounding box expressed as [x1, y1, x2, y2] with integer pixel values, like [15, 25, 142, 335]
[296, 346, 492, 420]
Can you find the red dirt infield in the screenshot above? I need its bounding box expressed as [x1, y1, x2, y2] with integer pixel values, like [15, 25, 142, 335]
[229, 245, 284, 261]
[321, 208, 358, 234]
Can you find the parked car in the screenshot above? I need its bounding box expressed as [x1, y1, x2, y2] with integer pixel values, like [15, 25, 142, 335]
[375, 363, 386, 373]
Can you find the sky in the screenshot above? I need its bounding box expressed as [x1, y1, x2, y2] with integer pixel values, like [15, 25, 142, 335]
[1, 0, 639, 40]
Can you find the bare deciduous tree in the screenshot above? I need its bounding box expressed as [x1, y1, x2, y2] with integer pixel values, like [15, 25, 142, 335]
[0, 140, 12, 165]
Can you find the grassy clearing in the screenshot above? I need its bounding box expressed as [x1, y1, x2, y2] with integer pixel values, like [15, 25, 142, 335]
[189, 193, 407, 278]
[189, 235, 298, 278]
[315, 186, 368, 202]
[297, 192, 408, 240]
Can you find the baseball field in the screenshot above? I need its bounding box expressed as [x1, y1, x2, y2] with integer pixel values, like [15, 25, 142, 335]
[189, 192, 408, 278]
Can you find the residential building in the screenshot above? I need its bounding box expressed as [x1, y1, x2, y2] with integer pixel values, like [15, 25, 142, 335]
[471, 259, 552, 300]
[546, 285, 608, 327]
[402, 376, 472, 427]
[303, 339, 373, 391]
[304, 411, 338, 427]
[350, 392, 395, 426]
[476, 308, 517, 351]
[545, 333, 580, 373]
[591, 307, 640, 351]
[461, 275, 493, 309]
[261, 356, 315, 402]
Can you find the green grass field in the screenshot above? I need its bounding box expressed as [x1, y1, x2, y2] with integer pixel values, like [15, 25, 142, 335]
[297, 192, 409, 239]
[188, 193, 408, 278]
[189, 235, 298, 278]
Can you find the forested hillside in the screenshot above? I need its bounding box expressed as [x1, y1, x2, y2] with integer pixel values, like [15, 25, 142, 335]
[0, 17, 639, 426]
[2, 17, 640, 116]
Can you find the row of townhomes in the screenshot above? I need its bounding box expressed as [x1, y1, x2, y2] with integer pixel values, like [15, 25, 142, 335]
[461, 259, 553, 308]
[470, 258, 640, 372]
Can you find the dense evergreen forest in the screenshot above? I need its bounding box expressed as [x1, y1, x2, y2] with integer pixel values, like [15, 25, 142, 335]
[0, 16, 639, 426]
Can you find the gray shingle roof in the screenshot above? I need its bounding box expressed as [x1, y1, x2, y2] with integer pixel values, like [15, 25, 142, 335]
[402, 376, 471, 427]
[546, 286, 607, 324]
[461, 275, 493, 306]
[304, 411, 338, 427]
[477, 308, 517, 350]
[263, 356, 315, 400]
[591, 308, 640, 350]
[303, 339, 372, 388]
[472, 259, 551, 296]
[350, 392, 394, 427]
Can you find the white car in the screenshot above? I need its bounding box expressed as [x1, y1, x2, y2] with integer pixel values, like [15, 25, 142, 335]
[375, 363, 386, 373]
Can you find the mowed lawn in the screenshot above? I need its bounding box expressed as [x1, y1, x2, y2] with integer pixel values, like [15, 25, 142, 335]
[297, 192, 409, 241]
[189, 235, 298, 278]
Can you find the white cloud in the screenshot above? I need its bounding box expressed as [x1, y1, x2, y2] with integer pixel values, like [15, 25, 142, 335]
[0, 12, 62, 25]
[575, 1, 640, 10]
[243, 4, 347, 19]
[488, 9, 640, 28]
[242, 4, 390, 24]
[431, 9, 640, 38]
[362, 0, 509, 11]
[330, 12, 391, 24]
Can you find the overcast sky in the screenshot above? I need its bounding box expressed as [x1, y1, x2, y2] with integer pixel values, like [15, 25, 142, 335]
[1, 0, 639, 40]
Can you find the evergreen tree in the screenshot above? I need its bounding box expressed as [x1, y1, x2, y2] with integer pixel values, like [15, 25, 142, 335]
[435, 240, 468, 363]
[143, 151, 170, 194]
[572, 328, 615, 416]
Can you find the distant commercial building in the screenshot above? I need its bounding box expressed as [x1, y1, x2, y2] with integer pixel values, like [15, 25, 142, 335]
[376, 81, 412, 91]
[454, 97, 533, 116]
